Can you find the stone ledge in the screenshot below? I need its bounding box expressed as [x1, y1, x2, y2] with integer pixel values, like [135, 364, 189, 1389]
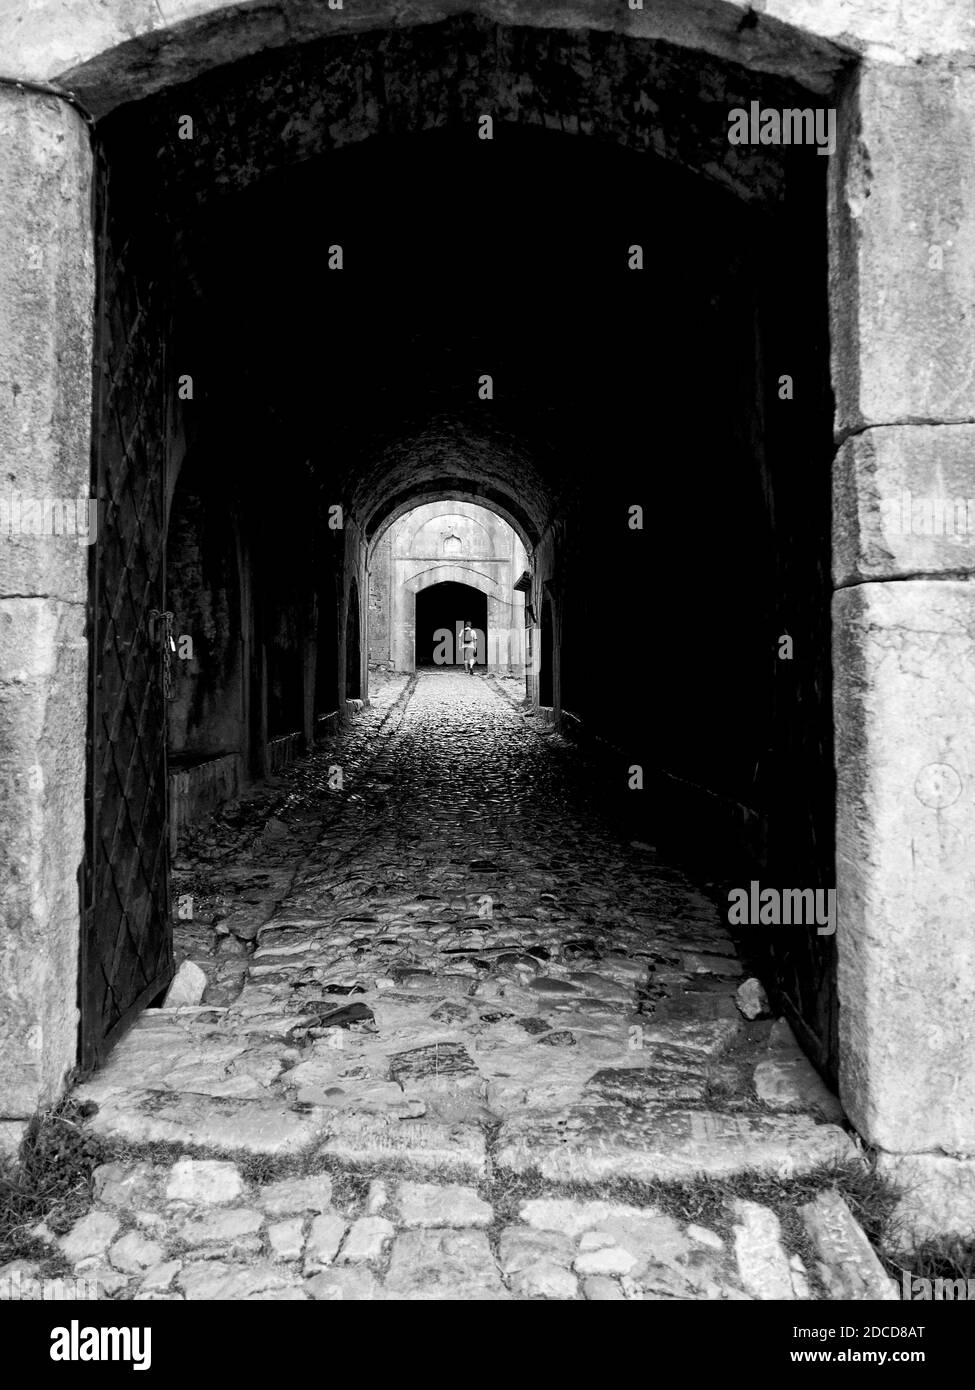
[168, 752, 245, 855]
[266, 731, 304, 775]
[493, 1106, 856, 1183]
[84, 1091, 329, 1156]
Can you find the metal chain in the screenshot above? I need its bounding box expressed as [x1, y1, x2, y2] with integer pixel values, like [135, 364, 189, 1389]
[148, 609, 177, 701]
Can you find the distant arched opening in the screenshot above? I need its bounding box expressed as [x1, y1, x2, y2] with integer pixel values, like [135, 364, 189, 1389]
[415, 583, 488, 669]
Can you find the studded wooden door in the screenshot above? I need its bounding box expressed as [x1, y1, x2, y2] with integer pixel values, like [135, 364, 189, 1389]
[81, 145, 174, 1071]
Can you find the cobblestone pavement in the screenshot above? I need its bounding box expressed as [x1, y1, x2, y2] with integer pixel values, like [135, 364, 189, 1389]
[7, 672, 898, 1301]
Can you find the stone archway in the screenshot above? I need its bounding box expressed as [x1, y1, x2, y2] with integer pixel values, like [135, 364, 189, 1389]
[403, 564, 506, 675]
[368, 497, 531, 678]
[1, 0, 974, 1228]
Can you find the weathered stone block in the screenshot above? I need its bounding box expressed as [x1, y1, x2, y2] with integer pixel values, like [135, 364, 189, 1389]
[396, 1181, 493, 1229]
[753, 1058, 845, 1123]
[163, 960, 209, 1008]
[495, 1107, 854, 1183]
[509, 1261, 579, 1299]
[833, 425, 975, 585]
[304, 1266, 379, 1301]
[801, 1189, 899, 1297]
[94, 1161, 159, 1209]
[58, 1212, 120, 1266]
[0, 599, 87, 1117]
[829, 64, 975, 433]
[0, 87, 93, 601]
[384, 1228, 509, 1300]
[519, 1197, 662, 1239]
[768, 0, 975, 61]
[268, 1217, 306, 1262]
[140, 1260, 181, 1293]
[165, 1158, 243, 1205]
[336, 1216, 394, 1264]
[833, 582, 975, 1151]
[177, 1259, 301, 1301]
[498, 1226, 576, 1274]
[731, 1200, 796, 1300]
[582, 1275, 625, 1301]
[0, 1121, 27, 1163]
[87, 1091, 328, 1154]
[574, 1242, 639, 1277]
[877, 1152, 975, 1248]
[303, 1213, 348, 1272]
[178, 1207, 264, 1250]
[108, 1231, 164, 1274]
[259, 1174, 333, 1216]
[318, 1112, 487, 1176]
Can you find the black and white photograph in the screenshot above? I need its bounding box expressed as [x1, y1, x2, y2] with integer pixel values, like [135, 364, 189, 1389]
[0, 0, 972, 1354]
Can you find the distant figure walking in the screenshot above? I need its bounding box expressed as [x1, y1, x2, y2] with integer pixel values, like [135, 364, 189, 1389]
[460, 621, 477, 675]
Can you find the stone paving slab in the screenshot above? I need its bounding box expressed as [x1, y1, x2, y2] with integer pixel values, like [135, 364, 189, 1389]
[85, 1091, 328, 1155]
[395, 1182, 493, 1228]
[801, 1191, 901, 1299]
[383, 1229, 510, 1300]
[494, 1108, 856, 1183]
[731, 1199, 804, 1300]
[317, 1113, 488, 1176]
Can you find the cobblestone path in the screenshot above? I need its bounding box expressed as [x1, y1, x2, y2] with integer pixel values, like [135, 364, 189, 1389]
[11, 672, 897, 1301]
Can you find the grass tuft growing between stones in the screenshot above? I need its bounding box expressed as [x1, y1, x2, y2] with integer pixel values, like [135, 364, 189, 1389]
[824, 1152, 900, 1262]
[102, 1138, 316, 1191]
[482, 1158, 882, 1232]
[898, 1237, 975, 1284]
[97, 1138, 463, 1211]
[0, 1100, 106, 1265]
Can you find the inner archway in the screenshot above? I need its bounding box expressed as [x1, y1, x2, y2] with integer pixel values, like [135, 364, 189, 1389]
[415, 584, 487, 669]
[368, 497, 529, 677]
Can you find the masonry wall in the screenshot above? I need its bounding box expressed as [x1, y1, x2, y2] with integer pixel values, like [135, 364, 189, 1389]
[830, 64, 975, 1169]
[0, 89, 93, 1137]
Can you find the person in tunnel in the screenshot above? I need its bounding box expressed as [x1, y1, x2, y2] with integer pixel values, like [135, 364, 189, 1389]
[461, 619, 477, 675]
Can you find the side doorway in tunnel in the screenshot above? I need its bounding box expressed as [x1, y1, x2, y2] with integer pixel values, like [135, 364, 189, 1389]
[538, 594, 554, 707]
[346, 578, 362, 700]
[316, 584, 339, 719]
[415, 583, 488, 669]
